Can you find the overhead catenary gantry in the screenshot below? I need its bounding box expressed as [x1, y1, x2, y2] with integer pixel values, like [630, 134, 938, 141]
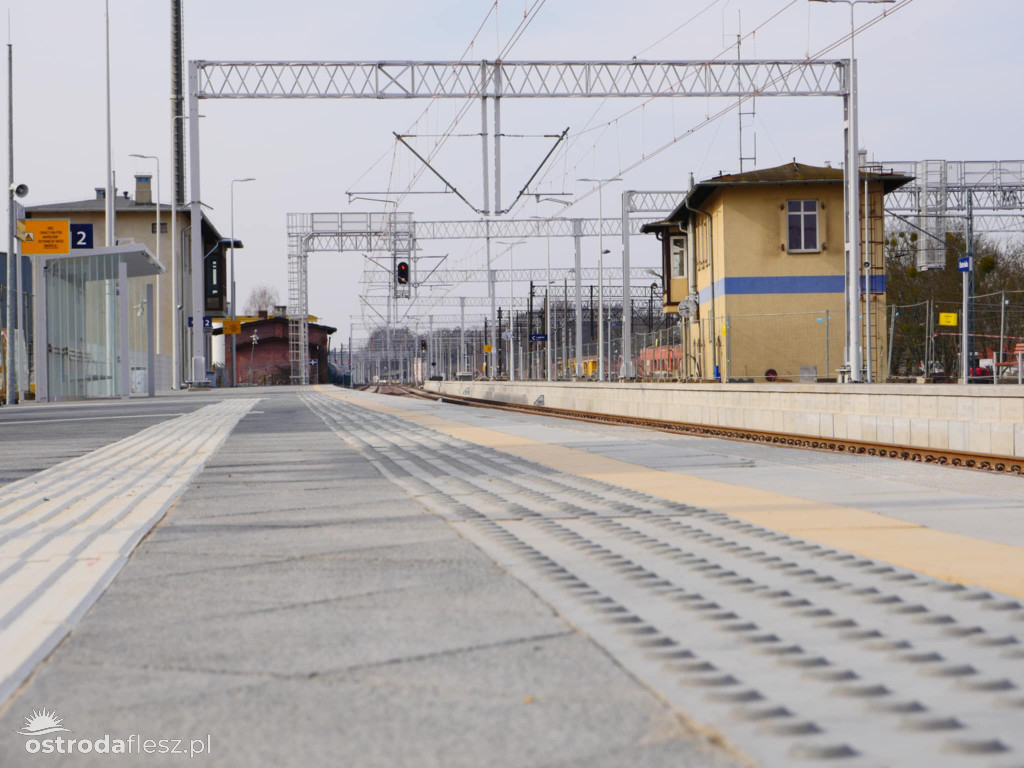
[880, 160, 1024, 269]
[361, 267, 655, 286]
[189, 57, 861, 383]
[297, 203, 683, 381]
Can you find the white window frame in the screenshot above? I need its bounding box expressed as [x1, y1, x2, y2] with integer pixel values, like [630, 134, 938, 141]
[786, 199, 820, 253]
[669, 235, 686, 279]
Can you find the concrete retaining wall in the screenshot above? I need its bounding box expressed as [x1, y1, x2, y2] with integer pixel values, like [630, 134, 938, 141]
[424, 380, 1024, 458]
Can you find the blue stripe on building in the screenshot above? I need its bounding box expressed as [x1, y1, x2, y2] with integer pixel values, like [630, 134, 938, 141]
[698, 275, 885, 304]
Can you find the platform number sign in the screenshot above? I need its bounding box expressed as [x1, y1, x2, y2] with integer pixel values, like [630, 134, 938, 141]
[70, 223, 94, 250]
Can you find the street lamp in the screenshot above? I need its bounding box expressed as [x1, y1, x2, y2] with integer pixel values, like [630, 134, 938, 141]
[129, 154, 161, 357]
[230, 177, 255, 387]
[497, 240, 525, 382]
[579, 177, 622, 381]
[649, 282, 659, 333]
[349, 196, 398, 207]
[809, 0, 893, 382]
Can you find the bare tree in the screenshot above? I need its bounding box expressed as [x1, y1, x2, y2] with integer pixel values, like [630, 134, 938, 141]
[244, 284, 280, 315]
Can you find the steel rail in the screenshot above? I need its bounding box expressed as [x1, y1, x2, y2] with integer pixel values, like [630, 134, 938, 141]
[385, 386, 1024, 475]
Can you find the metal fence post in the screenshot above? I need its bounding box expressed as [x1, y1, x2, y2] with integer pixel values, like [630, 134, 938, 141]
[887, 305, 895, 380]
[825, 310, 830, 379]
[725, 316, 731, 383]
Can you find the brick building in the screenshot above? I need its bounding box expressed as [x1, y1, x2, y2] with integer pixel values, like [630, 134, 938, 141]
[221, 316, 336, 385]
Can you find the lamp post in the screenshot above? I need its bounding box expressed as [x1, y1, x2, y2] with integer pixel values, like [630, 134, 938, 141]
[809, 0, 893, 382]
[168, 114, 191, 389]
[579, 177, 621, 381]
[230, 177, 255, 387]
[104, 0, 115, 247]
[497, 240, 524, 382]
[129, 155, 161, 359]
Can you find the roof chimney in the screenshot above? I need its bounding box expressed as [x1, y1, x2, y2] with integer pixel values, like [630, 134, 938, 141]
[134, 174, 152, 204]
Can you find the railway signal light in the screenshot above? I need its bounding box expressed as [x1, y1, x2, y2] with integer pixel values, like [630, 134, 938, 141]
[396, 261, 410, 285]
[420, 339, 427, 352]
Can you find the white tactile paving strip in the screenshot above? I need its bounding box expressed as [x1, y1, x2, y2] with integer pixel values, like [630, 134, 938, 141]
[306, 390, 1024, 768]
[0, 398, 257, 703]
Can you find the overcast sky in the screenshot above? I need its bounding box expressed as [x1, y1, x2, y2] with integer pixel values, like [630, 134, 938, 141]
[9, 0, 1023, 341]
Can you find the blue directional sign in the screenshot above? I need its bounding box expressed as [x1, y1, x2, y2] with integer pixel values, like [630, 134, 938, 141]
[529, 333, 548, 342]
[958, 256, 972, 273]
[70, 223, 94, 250]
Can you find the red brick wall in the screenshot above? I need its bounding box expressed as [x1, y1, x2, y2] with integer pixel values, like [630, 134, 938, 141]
[230, 317, 333, 385]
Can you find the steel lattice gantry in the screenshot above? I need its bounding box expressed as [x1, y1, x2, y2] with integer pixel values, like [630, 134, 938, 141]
[880, 160, 1024, 270]
[288, 212, 671, 382]
[188, 57, 862, 383]
[195, 60, 844, 100]
[362, 286, 660, 307]
[361, 267, 655, 286]
[287, 213, 414, 382]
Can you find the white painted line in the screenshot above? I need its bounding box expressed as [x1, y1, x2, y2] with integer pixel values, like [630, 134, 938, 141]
[0, 413, 187, 426]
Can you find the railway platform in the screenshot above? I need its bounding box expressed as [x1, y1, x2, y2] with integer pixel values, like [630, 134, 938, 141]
[0, 385, 1021, 767]
[425, 379, 1024, 462]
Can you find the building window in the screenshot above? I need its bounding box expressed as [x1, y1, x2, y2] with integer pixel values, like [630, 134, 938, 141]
[787, 200, 819, 252]
[669, 236, 686, 278]
[151, 222, 168, 234]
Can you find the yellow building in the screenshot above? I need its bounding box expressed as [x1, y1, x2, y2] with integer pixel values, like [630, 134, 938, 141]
[643, 162, 912, 382]
[26, 176, 233, 393]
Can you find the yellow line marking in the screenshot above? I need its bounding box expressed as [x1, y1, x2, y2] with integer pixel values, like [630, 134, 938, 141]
[316, 386, 1024, 599]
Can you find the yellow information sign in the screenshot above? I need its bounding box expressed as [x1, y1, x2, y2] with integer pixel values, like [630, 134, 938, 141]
[483, 344, 493, 353]
[222, 320, 242, 335]
[21, 220, 70, 256]
[938, 312, 958, 327]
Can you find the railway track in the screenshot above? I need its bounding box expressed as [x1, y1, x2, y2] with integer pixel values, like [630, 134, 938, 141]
[380, 385, 1024, 476]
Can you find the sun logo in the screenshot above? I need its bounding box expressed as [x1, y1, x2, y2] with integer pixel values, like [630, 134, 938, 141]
[15, 709, 72, 737]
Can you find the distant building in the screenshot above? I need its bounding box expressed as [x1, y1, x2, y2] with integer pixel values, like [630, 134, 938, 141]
[642, 162, 912, 381]
[25, 177, 234, 393]
[216, 315, 336, 386]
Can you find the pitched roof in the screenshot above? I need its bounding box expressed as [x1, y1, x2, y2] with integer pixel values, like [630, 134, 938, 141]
[27, 197, 224, 241]
[26, 197, 173, 214]
[645, 161, 914, 229]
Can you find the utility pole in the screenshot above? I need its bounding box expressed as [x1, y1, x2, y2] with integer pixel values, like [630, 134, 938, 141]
[5, 43, 15, 405]
[579, 177, 621, 381]
[810, 0, 895, 381]
[573, 219, 583, 378]
[459, 296, 466, 374]
[528, 280, 534, 379]
[960, 193, 973, 385]
[590, 285, 595, 348]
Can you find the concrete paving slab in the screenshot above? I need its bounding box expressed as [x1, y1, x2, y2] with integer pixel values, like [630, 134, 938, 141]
[364, 390, 1024, 548]
[0, 389, 742, 768]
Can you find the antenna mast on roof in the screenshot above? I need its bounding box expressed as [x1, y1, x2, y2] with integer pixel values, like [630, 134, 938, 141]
[736, 13, 757, 173]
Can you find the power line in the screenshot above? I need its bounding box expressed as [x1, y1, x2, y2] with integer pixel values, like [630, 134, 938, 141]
[535, 0, 914, 218]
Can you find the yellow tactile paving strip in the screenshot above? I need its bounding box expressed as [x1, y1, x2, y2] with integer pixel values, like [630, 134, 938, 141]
[316, 386, 1024, 599]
